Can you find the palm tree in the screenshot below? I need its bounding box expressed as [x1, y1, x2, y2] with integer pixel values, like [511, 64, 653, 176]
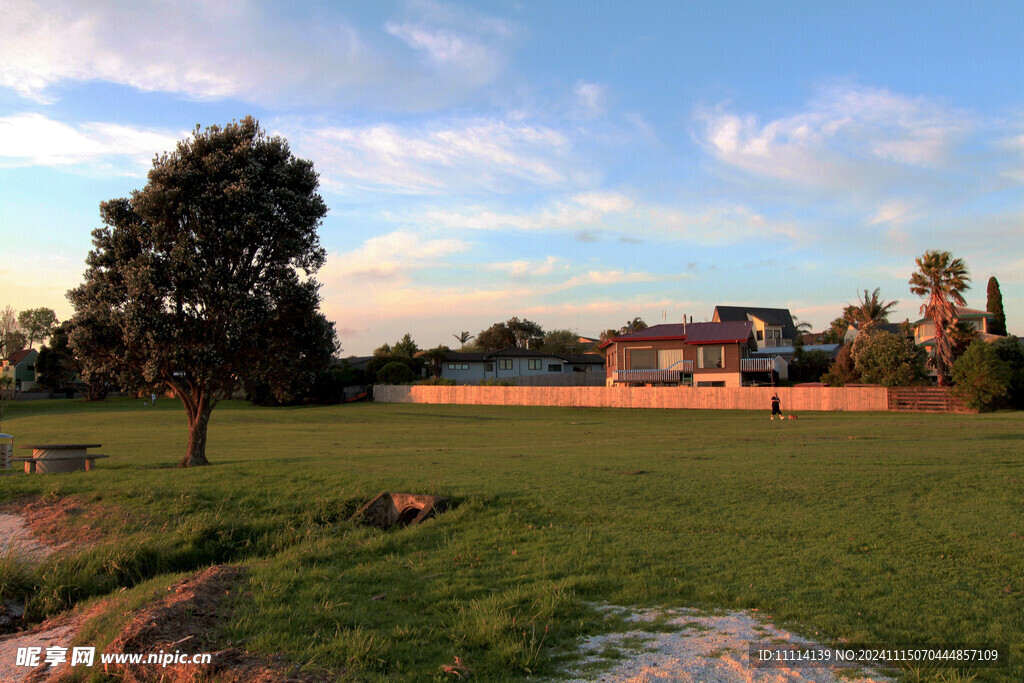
[843, 288, 898, 331]
[909, 250, 970, 385]
[620, 317, 648, 334]
[452, 331, 474, 347]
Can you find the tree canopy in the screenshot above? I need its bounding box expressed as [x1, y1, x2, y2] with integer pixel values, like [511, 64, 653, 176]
[17, 307, 58, 349]
[68, 117, 336, 467]
[474, 317, 544, 351]
[843, 288, 898, 330]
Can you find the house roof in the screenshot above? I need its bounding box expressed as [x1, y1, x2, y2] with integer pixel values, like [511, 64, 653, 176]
[562, 353, 605, 365]
[6, 349, 35, 365]
[442, 349, 605, 365]
[683, 321, 754, 344]
[444, 351, 490, 362]
[912, 307, 993, 326]
[752, 343, 841, 357]
[713, 305, 798, 339]
[598, 323, 689, 349]
[599, 321, 753, 348]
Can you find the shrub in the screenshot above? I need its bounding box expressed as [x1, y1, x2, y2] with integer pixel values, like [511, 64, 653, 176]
[851, 330, 927, 387]
[479, 379, 515, 386]
[821, 344, 859, 386]
[418, 377, 456, 386]
[376, 361, 417, 385]
[991, 335, 1024, 409]
[952, 340, 1009, 411]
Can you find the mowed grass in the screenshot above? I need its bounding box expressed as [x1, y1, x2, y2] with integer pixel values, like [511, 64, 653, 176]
[1, 398, 1022, 681]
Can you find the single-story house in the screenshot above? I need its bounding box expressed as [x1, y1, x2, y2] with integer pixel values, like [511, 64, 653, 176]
[1, 348, 39, 391]
[599, 321, 788, 387]
[440, 348, 605, 384]
[712, 305, 799, 351]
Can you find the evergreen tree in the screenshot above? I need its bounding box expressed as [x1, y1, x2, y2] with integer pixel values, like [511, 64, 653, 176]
[986, 276, 1007, 336]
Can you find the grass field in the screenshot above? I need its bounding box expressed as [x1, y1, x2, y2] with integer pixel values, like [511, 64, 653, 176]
[1, 398, 1022, 681]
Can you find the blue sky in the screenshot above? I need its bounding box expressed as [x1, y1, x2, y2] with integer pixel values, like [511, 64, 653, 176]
[1, 0, 1022, 354]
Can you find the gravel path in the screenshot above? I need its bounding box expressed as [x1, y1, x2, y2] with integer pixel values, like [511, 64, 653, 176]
[562, 606, 893, 682]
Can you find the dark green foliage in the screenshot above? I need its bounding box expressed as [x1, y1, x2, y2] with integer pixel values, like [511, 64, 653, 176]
[789, 348, 833, 383]
[986, 276, 1007, 336]
[417, 376, 456, 386]
[67, 117, 334, 466]
[852, 330, 927, 387]
[991, 335, 1024, 408]
[35, 321, 112, 400]
[821, 343, 859, 386]
[376, 361, 417, 384]
[475, 317, 544, 351]
[952, 340, 1009, 411]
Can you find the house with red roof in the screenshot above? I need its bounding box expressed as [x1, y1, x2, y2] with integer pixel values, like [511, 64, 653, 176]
[599, 321, 787, 387]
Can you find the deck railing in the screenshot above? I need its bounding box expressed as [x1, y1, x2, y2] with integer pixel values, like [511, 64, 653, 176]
[615, 365, 691, 384]
[740, 357, 775, 372]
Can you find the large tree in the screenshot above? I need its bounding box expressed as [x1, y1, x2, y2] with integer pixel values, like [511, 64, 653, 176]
[17, 307, 58, 349]
[986, 276, 1007, 336]
[0, 306, 26, 358]
[843, 288, 898, 331]
[68, 117, 336, 467]
[908, 250, 970, 385]
[475, 317, 544, 351]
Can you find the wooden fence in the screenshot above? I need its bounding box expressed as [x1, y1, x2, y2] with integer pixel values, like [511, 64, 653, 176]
[887, 387, 972, 413]
[374, 385, 891, 411]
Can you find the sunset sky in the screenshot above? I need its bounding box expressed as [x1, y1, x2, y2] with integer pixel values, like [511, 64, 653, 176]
[2, 1, 1022, 354]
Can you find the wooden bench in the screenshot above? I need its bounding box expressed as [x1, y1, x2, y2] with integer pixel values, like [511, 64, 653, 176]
[11, 455, 109, 473]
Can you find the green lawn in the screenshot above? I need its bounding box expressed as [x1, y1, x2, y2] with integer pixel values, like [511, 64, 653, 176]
[1, 398, 1022, 681]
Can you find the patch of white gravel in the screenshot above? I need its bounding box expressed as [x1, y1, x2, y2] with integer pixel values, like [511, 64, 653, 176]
[0, 513, 52, 561]
[0, 512, 76, 682]
[560, 606, 894, 682]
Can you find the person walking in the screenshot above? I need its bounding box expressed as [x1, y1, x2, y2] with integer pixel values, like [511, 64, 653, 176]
[770, 393, 782, 420]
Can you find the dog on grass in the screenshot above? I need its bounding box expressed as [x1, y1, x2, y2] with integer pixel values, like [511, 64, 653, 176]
[787, 414, 798, 420]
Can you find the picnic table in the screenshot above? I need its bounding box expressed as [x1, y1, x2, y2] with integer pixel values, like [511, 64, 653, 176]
[13, 444, 108, 474]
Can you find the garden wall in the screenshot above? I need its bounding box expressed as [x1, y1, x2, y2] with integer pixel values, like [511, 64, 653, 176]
[373, 385, 891, 411]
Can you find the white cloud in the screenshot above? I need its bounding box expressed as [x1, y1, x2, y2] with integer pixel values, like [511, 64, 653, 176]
[0, 113, 183, 170]
[287, 119, 570, 194]
[0, 0, 513, 108]
[490, 256, 564, 277]
[415, 193, 801, 246]
[320, 231, 469, 282]
[573, 81, 608, 118]
[420, 192, 634, 231]
[696, 84, 972, 191]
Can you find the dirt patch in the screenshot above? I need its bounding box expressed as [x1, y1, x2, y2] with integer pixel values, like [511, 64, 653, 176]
[101, 565, 329, 682]
[0, 496, 111, 552]
[564, 606, 894, 682]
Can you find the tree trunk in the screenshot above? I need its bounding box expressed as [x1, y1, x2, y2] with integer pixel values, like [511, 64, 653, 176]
[179, 393, 213, 467]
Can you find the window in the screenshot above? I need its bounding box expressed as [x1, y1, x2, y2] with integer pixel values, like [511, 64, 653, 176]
[498, 359, 513, 370]
[698, 345, 724, 369]
[628, 348, 657, 369]
[447, 363, 469, 370]
[756, 330, 763, 341]
[697, 380, 726, 387]
[548, 364, 561, 372]
[528, 359, 542, 370]
[485, 363, 494, 372]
